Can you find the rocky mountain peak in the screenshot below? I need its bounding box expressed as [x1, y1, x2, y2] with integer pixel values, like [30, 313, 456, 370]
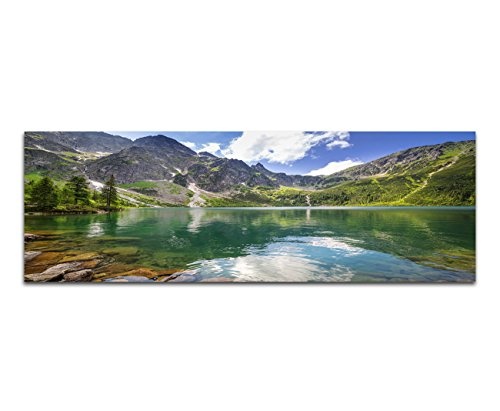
[133, 135, 197, 156]
[252, 162, 267, 171]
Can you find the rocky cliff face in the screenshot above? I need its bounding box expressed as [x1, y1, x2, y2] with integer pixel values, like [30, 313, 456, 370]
[251, 162, 322, 188]
[184, 158, 277, 192]
[85, 135, 200, 184]
[25, 133, 80, 153]
[82, 134, 322, 192]
[85, 146, 178, 183]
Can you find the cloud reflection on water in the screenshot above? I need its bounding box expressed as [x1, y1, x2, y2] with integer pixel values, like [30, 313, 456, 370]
[184, 236, 359, 282]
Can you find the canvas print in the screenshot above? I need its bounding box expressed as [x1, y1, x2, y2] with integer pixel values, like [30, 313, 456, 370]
[24, 131, 476, 283]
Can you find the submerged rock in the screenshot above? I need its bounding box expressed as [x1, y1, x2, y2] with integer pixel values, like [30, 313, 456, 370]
[119, 268, 160, 278]
[60, 252, 100, 263]
[167, 273, 198, 282]
[25, 251, 64, 270]
[102, 247, 139, 256]
[95, 236, 141, 243]
[24, 251, 42, 262]
[200, 277, 234, 282]
[79, 259, 103, 269]
[103, 276, 154, 283]
[25, 262, 83, 282]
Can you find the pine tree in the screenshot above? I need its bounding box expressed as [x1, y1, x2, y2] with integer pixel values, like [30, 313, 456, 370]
[103, 174, 118, 211]
[31, 176, 59, 211]
[68, 176, 90, 205]
[59, 184, 74, 205]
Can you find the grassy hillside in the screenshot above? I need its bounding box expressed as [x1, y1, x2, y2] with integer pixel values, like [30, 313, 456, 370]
[205, 140, 476, 207]
[117, 180, 192, 206]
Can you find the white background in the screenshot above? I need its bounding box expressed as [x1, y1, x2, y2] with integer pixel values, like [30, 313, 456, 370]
[1, 1, 498, 410]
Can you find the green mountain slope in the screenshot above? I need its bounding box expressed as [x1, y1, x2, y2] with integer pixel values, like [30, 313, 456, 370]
[209, 140, 476, 207]
[292, 140, 476, 206]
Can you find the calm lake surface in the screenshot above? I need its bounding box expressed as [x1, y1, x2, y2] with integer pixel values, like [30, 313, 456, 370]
[25, 207, 476, 282]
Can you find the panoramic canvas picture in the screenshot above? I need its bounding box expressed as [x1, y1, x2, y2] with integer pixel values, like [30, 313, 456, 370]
[24, 131, 476, 283]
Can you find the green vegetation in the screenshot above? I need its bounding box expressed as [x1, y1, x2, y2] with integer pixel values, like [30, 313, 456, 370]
[24, 137, 475, 209]
[404, 156, 475, 205]
[117, 180, 189, 206]
[118, 181, 159, 190]
[24, 172, 44, 184]
[201, 147, 475, 207]
[68, 176, 90, 205]
[118, 189, 181, 207]
[30, 176, 59, 211]
[25, 175, 130, 213]
[204, 196, 264, 207]
[210, 142, 475, 207]
[103, 175, 118, 211]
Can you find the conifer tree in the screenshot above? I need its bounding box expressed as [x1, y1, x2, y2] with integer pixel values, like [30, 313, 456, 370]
[103, 174, 118, 211]
[68, 176, 90, 205]
[31, 176, 59, 211]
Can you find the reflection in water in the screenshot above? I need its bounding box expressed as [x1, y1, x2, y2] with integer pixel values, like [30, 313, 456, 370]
[25, 207, 476, 282]
[87, 222, 104, 237]
[185, 237, 358, 282]
[183, 235, 472, 282]
[187, 208, 204, 233]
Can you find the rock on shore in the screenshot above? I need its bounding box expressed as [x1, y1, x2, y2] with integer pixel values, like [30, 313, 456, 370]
[24, 233, 186, 282]
[24, 251, 42, 262]
[24, 233, 41, 242]
[25, 262, 85, 282]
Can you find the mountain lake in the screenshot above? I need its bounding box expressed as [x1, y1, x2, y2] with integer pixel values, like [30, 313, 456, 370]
[24, 207, 476, 283]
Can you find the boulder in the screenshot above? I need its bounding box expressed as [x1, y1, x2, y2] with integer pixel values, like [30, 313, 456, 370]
[63, 269, 93, 282]
[24, 233, 41, 242]
[25, 262, 83, 282]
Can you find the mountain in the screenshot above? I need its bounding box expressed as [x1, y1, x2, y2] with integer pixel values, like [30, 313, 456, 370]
[84, 135, 319, 191]
[25, 133, 80, 154]
[26, 131, 132, 153]
[86, 135, 198, 183]
[320, 140, 475, 185]
[310, 140, 476, 206]
[184, 157, 277, 192]
[24, 132, 476, 207]
[251, 162, 322, 187]
[202, 139, 475, 206]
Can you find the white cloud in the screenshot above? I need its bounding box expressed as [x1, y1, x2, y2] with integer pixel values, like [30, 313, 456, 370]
[306, 159, 364, 176]
[180, 141, 224, 156]
[221, 131, 351, 164]
[326, 140, 351, 149]
[180, 141, 197, 150]
[198, 142, 223, 156]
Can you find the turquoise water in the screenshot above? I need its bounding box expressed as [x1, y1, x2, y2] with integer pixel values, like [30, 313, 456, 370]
[25, 207, 476, 282]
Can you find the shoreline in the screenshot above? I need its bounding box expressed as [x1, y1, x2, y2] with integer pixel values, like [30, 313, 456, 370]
[25, 204, 477, 216]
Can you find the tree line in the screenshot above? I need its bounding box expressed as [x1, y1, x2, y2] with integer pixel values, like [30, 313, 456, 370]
[25, 175, 119, 212]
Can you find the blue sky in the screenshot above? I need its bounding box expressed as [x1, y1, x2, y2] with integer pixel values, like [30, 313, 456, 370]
[108, 131, 475, 176]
